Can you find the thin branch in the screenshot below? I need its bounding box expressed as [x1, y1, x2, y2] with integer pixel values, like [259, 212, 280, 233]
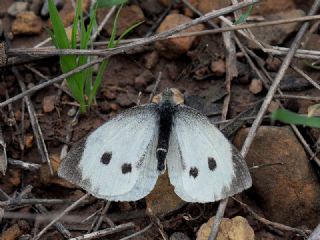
[0, 125, 7, 175]
[119, 223, 153, 240]
[92, 201, 113, 232]
[90, 6, 116, 43]
[13, 68, 53, 175]
[33, 193, 90, 240]
[0, 198, 89, 207]
[0, 58, 103, 109]
[7, 1, 259, 58]
[1, 1, 257, 109]
[69, 222, 135, 240]
[8, 158, 41, 171]
[274, 94, 320, 101]
[240, 0, 320, 157]
[233, 197, 310, 237]
[208, 198, 228, 240]
[148, 72, 162, 103]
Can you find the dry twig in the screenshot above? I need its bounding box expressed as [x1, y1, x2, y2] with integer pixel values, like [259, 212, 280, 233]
[12, 68, 54, 175]
[241, 0, 320, 157]
[233, 197, 310, 237]
[69, 222, 135, 240]
[33, 193, 90, 240]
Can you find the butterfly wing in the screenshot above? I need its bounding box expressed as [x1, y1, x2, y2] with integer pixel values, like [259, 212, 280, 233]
[58, 104, 160, 201]
[167, 105, 252, 203]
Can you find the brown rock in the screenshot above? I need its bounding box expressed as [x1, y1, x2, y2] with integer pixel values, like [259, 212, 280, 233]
[0, 224, 23, 240]
[249, 9, 305, 47]
[198, 0, 230, 13]
[110, 103, 120, 111]
[144, 51, 159, 69]
[41, 154, 74, 188]
[58, 0, 90, 27]
[249, 79, 263, 94]
[234, 126, 320, 227]
[24, 134, 34, 149]
[197, 216, 254, 240]
[210, 59, 226, 77]
[134, 70, 154, 90]
[42, 95, 56, 113]
[157, 0, 172, 7]
[265, 56, 282, 72]
[116, 93, 135, 107]
[12, 11, 43, 35]
[98, 5, 144, 36]
[102, 89, 117, 100]
[8, 170, 21, 186]
[146, 171, 185, 215]
[155, 13, 204, 58]
[252, 0, 296, 15]
[267, 101, 279, 113]
[183, 0, 199, 17]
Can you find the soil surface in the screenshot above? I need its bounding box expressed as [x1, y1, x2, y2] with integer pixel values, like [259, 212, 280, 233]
[0, 0, 319, 239]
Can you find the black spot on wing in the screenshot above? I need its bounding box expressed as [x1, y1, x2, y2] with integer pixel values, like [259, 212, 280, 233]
[189, 167, 198, 178]
[100, 152, 112, 165]
[208, 157, 217, 171]
[122, 163, 132, 174]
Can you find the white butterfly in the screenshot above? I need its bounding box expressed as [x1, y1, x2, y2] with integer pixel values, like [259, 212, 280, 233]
[58, 88, 252, 203]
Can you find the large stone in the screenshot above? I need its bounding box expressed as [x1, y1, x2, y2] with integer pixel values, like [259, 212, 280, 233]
[12, 11, 43, 36]
[249, 9, 305, 47]
[234, 126, 320, 227]
[98, 5, 144, 36]
[155, 13, 204, 58]
[197, 216, 254, 240]
[145, 171, 185, 216]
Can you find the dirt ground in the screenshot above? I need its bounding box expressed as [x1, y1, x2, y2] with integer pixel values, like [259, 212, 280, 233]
[0, 0, 320, 239]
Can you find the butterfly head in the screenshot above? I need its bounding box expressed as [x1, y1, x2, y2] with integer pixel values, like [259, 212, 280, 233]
[152, 88, 184, 106]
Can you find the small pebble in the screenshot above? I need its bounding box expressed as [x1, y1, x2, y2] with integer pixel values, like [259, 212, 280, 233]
[134, 70, 154, 90]
[8, 2, 29, 17]
[144, 51, 159, 69]
[67, 107, 77, 117]
[42, 95, 56, 113]
[210, 59, 226, 77]
[249, 78, 263, 94]
[24, 134, 34, 149]
[41, 0, 64, 17]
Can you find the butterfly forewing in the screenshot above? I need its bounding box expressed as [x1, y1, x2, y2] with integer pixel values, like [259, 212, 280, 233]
[167, 105, 252, 203]
[58, 104, 160, 201]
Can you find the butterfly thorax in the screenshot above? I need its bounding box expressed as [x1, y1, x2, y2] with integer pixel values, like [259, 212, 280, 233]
[156, 100, 176, 173]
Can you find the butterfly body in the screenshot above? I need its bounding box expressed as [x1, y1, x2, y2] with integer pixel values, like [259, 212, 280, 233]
[58, 89, 252, 203]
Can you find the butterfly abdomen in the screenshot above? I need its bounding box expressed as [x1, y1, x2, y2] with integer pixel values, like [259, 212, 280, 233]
[156, 102, 176, 172]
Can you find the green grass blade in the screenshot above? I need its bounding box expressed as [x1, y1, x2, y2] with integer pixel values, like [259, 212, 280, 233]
[88, 60, 109, 106]
[234, 4, 253, 25]
[272, 108, 320, 128]
[115, 20, 143, 47]
[71, 0, 81, 48]
[96, 0, 127, 8]
[48, 0, 70, 49]
[108, 4, 123, 48]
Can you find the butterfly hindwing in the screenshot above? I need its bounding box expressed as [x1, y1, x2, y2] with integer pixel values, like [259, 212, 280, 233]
[58, 104, 160, 201]
[167, 105, 252, 203]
